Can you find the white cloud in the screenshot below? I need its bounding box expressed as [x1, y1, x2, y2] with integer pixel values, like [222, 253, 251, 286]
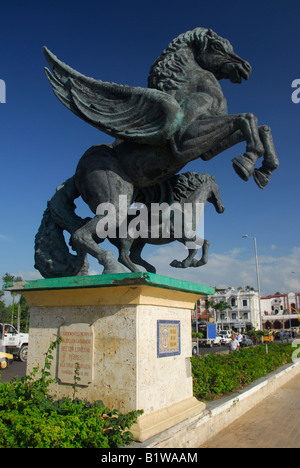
[14, 271, 43, 281]
[145, 244, 300, 296]
[1, 246, 299, 303]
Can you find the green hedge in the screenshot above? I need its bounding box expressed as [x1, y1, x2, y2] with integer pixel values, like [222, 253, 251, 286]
[0, 339, 142, 448]
[192, 343, 294, 401]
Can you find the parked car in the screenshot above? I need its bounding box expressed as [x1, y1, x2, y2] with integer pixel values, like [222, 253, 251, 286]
[0, 350, 14, 369]
[220, 335, 232, 345]
[192, 341, 198, 356]
[240, 335, 253, 348]
[263, 333, 274, 343]
[218, 330, 232, 338]
[213, 336, 223, 346]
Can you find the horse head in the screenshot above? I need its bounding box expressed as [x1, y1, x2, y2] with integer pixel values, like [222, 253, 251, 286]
[192, 28, 252, 83]
[193, 173, 225, 214]
[208, 175, 225, 214]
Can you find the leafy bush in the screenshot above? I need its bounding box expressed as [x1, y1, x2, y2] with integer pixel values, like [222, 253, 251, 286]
[192, 343, 294, 401]
[192, 332, 204, 340]
[0, 339, 142, 448]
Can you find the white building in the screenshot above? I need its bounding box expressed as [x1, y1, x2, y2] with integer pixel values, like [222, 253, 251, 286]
[204, 287, 261, 332]
[261, 293, 300, 330]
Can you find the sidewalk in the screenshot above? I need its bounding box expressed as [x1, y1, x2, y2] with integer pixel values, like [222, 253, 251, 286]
[200, 371, 300, 448]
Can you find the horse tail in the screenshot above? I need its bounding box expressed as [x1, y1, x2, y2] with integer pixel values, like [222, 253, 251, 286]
[34, 176, 90, 278]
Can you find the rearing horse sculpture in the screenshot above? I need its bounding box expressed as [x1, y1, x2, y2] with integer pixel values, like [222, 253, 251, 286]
[35, 27, 279, 277]
[111, 172, 225, 274]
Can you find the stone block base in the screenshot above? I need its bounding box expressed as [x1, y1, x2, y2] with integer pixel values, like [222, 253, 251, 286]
[6, 273, 212, 441]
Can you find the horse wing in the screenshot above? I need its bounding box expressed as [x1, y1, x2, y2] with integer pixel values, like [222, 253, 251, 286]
[43, 47, 183, 145]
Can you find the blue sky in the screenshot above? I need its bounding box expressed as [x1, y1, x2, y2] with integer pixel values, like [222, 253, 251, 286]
[0, 0, 299, 296]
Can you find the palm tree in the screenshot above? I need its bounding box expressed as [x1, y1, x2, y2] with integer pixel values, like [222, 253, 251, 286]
[215, 301, 232, 329]
[2, 273, 23, 326]
[205, 299, 218, 322]
[205, 299, 232, 327]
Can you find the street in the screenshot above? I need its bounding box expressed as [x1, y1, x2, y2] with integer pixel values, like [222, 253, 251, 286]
[0, 361, 27, 383]
[197, 344, 230, 355]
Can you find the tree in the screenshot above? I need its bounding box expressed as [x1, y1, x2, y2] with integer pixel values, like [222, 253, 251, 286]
[2, 273, 23, 326]
[215, 301, 232, 312]
[205, 300, 232, 325]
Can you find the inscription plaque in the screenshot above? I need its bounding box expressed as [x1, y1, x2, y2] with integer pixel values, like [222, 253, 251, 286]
[58, 323, 94, 385]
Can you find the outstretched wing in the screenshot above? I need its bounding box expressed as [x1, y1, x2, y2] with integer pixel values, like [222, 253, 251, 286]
[43, 47, 183, 145]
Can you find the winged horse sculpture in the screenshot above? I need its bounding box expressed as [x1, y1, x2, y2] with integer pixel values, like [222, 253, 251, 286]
[35, 27, 279, 277]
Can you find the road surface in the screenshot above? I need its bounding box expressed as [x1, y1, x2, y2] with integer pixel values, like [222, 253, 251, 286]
[0, 361, 27, 383]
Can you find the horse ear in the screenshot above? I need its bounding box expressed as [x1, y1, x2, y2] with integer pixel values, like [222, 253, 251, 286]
[212, 175, 216, 180]
[207, 29, 214, 37]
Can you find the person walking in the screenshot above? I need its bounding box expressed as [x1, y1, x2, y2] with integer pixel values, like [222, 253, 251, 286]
[230, 334, 240, 353]
[279, 330, 284, 343]
[237, 332, 243, 347]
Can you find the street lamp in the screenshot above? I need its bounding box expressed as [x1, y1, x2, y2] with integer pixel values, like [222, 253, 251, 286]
[242, 235, 263, 330]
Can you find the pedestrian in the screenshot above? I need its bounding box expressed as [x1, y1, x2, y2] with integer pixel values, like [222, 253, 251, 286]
[229, 334, 240, 353]
[279, 330, 284, 343]
[237, 332, 243, 346]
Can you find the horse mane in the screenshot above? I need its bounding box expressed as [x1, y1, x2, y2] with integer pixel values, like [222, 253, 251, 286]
[170, 172, 212, 202]
[135, 172, 212, 206]
[148, 27, 227, 92]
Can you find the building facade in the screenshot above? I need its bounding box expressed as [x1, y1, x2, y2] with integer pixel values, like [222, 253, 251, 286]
[195, 288, 261, 332]
[261, 293, 300, 330]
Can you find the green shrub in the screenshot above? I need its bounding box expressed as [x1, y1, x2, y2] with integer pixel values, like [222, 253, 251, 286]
[0, 339, 142, 448]
[192, 343, 294, 401]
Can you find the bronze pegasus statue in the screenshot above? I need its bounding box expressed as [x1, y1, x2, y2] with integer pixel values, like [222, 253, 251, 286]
[35, 27, 279, 277]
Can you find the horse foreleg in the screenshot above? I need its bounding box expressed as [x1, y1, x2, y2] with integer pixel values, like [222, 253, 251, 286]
[190, 239, 210, 267]
[201, 130, 244, 161]
[129, 241, 157, 273]
[115, 237, 141, 272]
[253, 126, 279, 189]
[172, 113, 265, 183]
[71, 216, 127, 274]
[170, 237, 199, 269]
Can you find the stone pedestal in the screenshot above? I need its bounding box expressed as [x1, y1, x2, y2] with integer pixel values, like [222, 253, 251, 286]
[6, 273, 213, 441]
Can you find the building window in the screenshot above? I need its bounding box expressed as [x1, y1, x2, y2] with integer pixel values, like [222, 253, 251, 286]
[232, 313, 237, 320]
[231, 298, 236, 307]
[243, 299, 248, 307]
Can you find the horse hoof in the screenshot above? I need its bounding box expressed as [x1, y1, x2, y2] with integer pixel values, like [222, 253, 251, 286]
[102, 260, 127, 275]
[253, 168, 270, 189]
[170, 260, 182, 268]
[146, 267, 157, 274]
[232, 154, 255, 181]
